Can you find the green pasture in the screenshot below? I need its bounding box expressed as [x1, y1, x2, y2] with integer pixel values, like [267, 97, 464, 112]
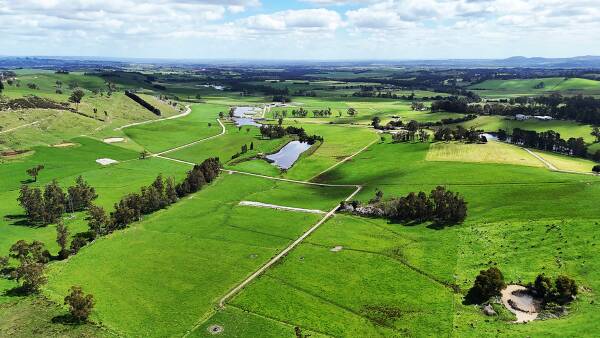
[470, 77, 600, 97]
[43, 173, 353, 336]
[215, 139, 600, 337]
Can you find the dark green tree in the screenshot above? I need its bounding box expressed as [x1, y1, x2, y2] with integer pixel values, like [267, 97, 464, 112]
[68, 89, 85, 111]
[87, 205, 108, 238]
[64, 286, 95, 322]
[56, 221, 70, 259]
[26, 164, 44, 182]
[43, 180, 66, 224]
[466, 267, 505, 304]
[67, 176, 97, 211]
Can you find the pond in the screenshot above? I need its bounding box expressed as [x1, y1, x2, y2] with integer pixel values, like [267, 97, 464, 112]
[266, 141, 311, 169]
[481, 133, 498, 141]
[232, 106, 262, 127]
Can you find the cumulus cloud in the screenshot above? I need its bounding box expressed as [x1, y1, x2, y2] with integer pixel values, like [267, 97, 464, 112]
[0, 0, 599, 59]
[240, 9, 343, 32]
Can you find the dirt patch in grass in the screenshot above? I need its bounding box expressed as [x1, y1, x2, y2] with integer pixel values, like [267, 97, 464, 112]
[52, 142, 77, 148]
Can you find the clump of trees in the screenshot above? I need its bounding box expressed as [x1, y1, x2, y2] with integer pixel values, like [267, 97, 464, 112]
[259, 125, 323, 145]
[64, 286, 95, 322]
[18, 176, 97, 226]
[530, 274, 578, 307]
[465, 267, 506, 304]
[434, 126, 486, 143]
[341, 186, 467, 226]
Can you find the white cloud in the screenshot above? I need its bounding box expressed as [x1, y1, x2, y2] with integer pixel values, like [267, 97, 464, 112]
[240, 9, 343, 32]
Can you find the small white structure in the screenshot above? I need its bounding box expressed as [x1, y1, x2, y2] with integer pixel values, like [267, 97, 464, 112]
[534, 115, 553, 121]
[515, 114, 531, 121]
[96, 158, 119, 166]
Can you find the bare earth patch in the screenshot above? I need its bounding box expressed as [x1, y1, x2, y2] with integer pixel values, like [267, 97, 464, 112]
[501, 284, 541, 323]
[330, 246, 343, 252]
[96, 158, 119, 166]
[103, 137, 125, 143]
[207, 324, 223, 335]
[52, 142, 76, 148]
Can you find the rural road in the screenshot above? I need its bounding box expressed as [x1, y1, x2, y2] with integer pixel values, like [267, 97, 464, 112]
[114, 104, 192, 131]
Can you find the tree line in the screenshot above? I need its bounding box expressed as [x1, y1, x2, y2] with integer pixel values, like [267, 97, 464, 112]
[125, 90, 161, 116]
[340, 186, 467, 226]
[259, 125, 323, 145]
[435, 94, 600, 125]
[434, 126, 487, 143]
[506, 128, 589, 158]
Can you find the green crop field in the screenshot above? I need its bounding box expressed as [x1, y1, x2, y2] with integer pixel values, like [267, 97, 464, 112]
[1, 67, 600, 338]
[470, 77, 600, 97]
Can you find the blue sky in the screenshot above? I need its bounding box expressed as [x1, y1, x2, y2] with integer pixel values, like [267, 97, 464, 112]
[1, 0, 599, 60]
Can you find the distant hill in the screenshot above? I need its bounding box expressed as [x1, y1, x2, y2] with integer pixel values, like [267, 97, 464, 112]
[1, 55, 600, 69]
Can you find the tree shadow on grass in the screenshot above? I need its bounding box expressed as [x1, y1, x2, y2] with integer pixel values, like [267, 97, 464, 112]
[4, 214, 43, 228]
[51, 314, 83, 326]
[3, 285, 30, 298]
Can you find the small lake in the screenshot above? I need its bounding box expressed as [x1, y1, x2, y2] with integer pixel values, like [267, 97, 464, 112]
[266, 141, 311, 169]
[481, 133, 498, 141]
[233, 106, 262, 127]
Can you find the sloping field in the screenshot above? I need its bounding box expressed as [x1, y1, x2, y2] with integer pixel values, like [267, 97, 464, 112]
[44, 173, 353, 336]
[214, 140, 600, 337]
[426, 141, 543, 167]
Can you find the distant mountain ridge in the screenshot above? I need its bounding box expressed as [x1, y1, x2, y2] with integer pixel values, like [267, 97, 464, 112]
[1, 55, 600, 69]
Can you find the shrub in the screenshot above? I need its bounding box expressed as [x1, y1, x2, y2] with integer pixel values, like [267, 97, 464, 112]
[64, 286, 95, 322]
[466, 267, 505, 304]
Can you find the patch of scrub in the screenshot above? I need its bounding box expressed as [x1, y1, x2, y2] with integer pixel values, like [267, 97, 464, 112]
[96, 158, 119, 166]
[238, 201, 325, 214]
[103, 137, 125, 143]
[266, 141, 311, 170]
[501, 285, 541, 323]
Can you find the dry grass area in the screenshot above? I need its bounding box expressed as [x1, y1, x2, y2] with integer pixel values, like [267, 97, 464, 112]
[426, 141, 544, 167]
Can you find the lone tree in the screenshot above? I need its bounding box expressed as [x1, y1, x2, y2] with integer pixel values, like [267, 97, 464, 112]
[0, 79, 4, 93]
[64, 286, 95, 322]
[465, 267, 505, 304]
[347, 107, 357, 117]
[26, 164, 44, 182]
[593, 165, 600, 174]
[68, 89, 85, 111]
